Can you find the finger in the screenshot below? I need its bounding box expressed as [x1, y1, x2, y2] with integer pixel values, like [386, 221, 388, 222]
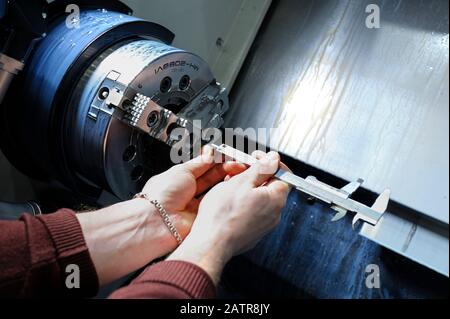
[223, 161, 248, 176]
[251, 150, 267, 159]
[238, 152, 281, 187]
[195, 164, 226, 196]
[195, 161, 247, 196]
[261, 179, 290, 208]
[266, 178, 291, 195]
[252, 150, 292, 173]
[181, 145, 215, 178]
[185, 197, 200, 214]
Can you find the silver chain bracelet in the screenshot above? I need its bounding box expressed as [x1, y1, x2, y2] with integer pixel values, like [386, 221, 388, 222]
[133, 193, 183, 245]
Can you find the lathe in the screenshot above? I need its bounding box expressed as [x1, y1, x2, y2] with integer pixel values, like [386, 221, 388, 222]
[0, 0, 448, 298]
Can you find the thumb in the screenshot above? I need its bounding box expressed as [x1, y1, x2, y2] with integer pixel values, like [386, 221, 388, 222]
[240, 152, 280, 187]
[181, 145, 215, 178]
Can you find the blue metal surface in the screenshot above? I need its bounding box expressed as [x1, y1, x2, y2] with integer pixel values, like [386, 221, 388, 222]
[6, 8, 173, 195]
[225, 0, 449, 222]
[0, 0, 5, 20]
[220, 176, 448, 298]
[68, 39, 186, 198]
[27, 9, 141, 110]
[23, 9, 142, 159]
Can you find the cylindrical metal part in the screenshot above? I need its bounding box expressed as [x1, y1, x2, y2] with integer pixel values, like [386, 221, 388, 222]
[0, 54, 24, 104]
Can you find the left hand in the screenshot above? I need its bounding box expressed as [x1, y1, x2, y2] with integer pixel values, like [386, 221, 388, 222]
[141, 146, 247, 238]
[78, 146, 247, 285]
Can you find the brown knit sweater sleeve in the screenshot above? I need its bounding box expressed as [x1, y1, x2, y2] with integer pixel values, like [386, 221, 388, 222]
[109, 261, 216, 299]
[0, 209, 99, 298]
[0, 209, 216, 299]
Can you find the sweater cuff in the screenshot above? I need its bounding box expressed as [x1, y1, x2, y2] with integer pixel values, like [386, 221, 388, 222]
[134, 260, 216, 299]
[39, 209, 99, 296]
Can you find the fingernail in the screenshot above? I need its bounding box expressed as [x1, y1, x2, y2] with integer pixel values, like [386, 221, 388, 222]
[201, 147, 214, 163]
[203, 145, 213, 155]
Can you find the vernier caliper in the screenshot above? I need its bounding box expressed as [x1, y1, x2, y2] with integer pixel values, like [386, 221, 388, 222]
[210, 144, 390, 228]
[98, 88, 390, 229]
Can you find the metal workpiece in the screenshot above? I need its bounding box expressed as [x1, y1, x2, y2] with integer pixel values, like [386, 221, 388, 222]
[0, 54, 24, 75]
[0, 54, 24, 104]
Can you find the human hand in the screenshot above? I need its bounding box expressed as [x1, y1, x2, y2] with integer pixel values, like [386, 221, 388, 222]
[78, 147, 246, 285]
[168, 151, 291, 283]
[140, 146, 247, 239]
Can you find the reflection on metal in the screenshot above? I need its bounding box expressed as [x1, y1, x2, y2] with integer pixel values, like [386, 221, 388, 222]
[123, 0, 272, 89]
[69, 38, 219, 199]
[360, 210, 449, 277]
[227, 0, 449, 274]
[227, 0, 449, 223]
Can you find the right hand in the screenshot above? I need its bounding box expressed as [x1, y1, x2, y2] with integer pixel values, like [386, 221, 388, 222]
[168, 151, 291, 283]
[193, 151, 290, 257]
